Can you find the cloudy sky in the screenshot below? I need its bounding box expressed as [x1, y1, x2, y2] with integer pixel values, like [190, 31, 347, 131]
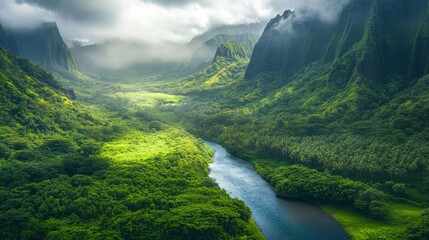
[0, 0, 349, 44]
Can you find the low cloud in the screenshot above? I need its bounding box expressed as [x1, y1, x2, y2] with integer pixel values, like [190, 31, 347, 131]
[270, 0, 351, 33]
[271, 0, 351, 23]
[2, 0, 352, 44]
[0, 0, 354, 68]
[78, 40, 194, 69]
[16, 0, 124, 23]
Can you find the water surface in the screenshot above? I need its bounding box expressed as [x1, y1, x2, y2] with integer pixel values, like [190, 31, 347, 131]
[207, 142, 349, 240]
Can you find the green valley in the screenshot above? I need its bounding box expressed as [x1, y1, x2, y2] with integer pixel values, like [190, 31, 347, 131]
[1, 0, 429, 239]
[0, 49, 263, 239]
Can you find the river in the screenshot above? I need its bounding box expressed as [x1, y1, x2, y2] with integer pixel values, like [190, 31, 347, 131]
[207, 142, 349, 240]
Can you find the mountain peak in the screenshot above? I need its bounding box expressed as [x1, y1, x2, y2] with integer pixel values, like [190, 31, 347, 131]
[213, 41, 254, 63]
[41, 22, 57, 28]
[14, 22, 77, 72]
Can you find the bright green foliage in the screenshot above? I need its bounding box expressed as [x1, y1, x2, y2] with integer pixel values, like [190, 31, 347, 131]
[324, 203, 424, 240]
[255, 163, 390, 218]
[405, 209, 429, 240]
[0, 49, 264, 239]
[213, 41, 255, 63]
[0, 48, 96, 132]
[192, 33, 258, 63]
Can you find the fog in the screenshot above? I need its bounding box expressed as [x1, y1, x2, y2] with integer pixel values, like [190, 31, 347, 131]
[1, 0, 354, 68]
[73, 39, 194, 70]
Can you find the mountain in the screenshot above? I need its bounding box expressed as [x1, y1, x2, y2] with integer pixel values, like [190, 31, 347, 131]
[0, 48, 80, 131]
[246, 0, 429, 81]
[0, 22, 77, 72]
[213, 41, 255, 63]
[15, 22, 77, 72]
[192, 33, 258, 63]
[0, 24, 20, 54]
[187, 22, 266, 49]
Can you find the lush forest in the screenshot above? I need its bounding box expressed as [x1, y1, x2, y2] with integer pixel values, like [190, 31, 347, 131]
[0, 49, 264, 239]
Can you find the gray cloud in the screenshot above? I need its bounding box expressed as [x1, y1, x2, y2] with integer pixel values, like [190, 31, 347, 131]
[16, 0, 124, 23]
[0, 0, 354, 67]
[144, 0, 209, 7]
[270, 0, 351, 23]
[3, 0, 354, 43]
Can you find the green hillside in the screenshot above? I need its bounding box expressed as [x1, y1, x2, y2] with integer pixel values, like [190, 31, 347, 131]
[0, 48, 264, 239]
[191, 33, 259, 63]
[214, 41, 254, 62]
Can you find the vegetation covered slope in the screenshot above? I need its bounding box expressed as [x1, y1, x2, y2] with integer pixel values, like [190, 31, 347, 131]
[213, 41, 255, 62]
[192, 33, 259, 63]
[0, 49, 264, 239]
[245, 0, 428, 81]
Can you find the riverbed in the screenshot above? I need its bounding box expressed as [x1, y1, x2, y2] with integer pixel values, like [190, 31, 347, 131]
[207, 142, 349, 240]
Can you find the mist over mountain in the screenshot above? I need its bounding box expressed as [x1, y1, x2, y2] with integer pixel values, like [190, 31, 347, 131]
[191, 33, 259, 65]
[246, 0, 429, 81]
[71, 23, 264, 74]
[187, 22, 266, 49]
[0, 22, 76, 72]
[71, 39, 193, 71]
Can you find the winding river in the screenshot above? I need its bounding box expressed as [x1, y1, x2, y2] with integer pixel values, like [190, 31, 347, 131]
[207, 142, 349, 240]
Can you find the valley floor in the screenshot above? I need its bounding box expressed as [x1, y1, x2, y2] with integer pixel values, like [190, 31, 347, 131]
[55, 70, 428, 240]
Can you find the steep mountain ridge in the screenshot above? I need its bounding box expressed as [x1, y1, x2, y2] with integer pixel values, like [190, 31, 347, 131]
[0, 22, 76, 72]
[192, 33, 259, 64]
[246, 0, 429, 81]
[187, 22, 265, 49]
[0, 48, 83, 131]
[0, 24, 20, 54]
[213, 40, 255, 63]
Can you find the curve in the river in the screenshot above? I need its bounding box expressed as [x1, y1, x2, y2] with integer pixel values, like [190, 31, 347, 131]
[207, 142, 349, 240]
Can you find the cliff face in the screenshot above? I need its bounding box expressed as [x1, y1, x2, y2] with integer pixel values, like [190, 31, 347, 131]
[0, 22, 77, 72]
[192, 33, 259, 63]
[213, 41, 255, 63]
[0, 24, 20, 55]
[245, 0, 429, 82]
[14, 22, 77, 72]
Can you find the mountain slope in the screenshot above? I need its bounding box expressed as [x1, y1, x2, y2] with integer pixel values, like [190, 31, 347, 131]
[0, 48, 83, 131]
[168, 41, 256, 93]
[192, 33, 258, 63]
[213, 41, 255, 62]
[187, 22, 265, 49]
[246, 0, 429, 81]
[15, 22, 77, 72]
[0, 22, 77, 72]
[0, 24, 20, 55]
